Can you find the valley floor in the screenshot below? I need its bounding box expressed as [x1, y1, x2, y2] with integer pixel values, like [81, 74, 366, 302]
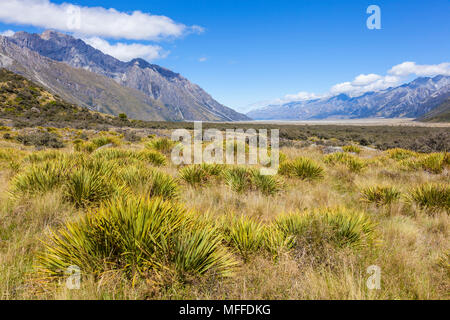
[0, 125, 448, 300]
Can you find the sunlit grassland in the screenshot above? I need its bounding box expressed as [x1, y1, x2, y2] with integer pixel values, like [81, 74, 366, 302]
[0, 126, 448, 300]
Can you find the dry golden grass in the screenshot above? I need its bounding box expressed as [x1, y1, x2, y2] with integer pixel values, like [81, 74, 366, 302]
[0, 128, 448, 300]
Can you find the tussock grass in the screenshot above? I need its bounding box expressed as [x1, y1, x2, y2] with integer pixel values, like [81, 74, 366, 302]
[280, 157, 325, 180]
[118, 166, 178, 200]
[146, 137, 176, 154]
[223, 216, 264, 261]
[386, 148, 418, 161]
[250, 171, 284, 196]
[136, 150, 167, 167]
[360, 186, 401, 206]
[343, 145, 362, 154]
[324, 152, 366, 173]
[10, 161, 71, 196]
[64, 160, 120, 208]
[275, 208, 377, 249]
[37, 197, 237, 281]
[223, 166, 252, 193]
[408, 184, 450, 211]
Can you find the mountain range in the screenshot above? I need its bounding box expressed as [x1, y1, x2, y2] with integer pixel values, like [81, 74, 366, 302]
[247, 75, 450, 121]
[0, 30, 249, 122]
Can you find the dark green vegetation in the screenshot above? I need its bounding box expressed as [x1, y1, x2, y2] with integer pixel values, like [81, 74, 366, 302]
[1, 68, 449, 153]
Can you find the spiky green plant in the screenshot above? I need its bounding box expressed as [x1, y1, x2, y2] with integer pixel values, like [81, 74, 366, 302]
[262, 226, 294, 260]
[280, 157, 325, 180]
[92, 148, 132, 161]
[91, 136, 120, 148]
[200, 163, 224, 177]
[408, 184, 450, 211]
[324, 152, 365, 173]
[179, 165, 209, 187]
[64, 160, 120, 207]
[222, 166, 252, 193]
[360, 186, 401, 206]
[10, 161, 71, 196]
[275, 208, 377, 249]
[386, 148, 418, 161]
[343, 145, 362, 154]
[118, 166, 178, 200]
[223, 216, 264, 261]
[136, 150, 167, 167]
[146, 137, 176, 154]
[419, 153, 445, 174]
[172, 222, 237, 277]
[250, 170, 283, 196]
[37, 197, 236, 280]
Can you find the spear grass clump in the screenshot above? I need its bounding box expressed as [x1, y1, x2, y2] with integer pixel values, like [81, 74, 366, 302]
[223, 216, 264, 261]
[136, 150, 167, 167]
[222, 166, 253, 193]
[386, 148, 418, 161]
[64, 160, 120, 207]
[360, 186, 401, 206]
[280, 157, 325, 180]
[324, 152, 366, 173]
[10, 160, 71, 196]
[250, 170, 284, 196]
[146, 137, 176, 154]
[118, 166, 178, 200]
[275, 208, 377, 249]
[343, 145, 362, 154]
[408, 184, 450, 211]
[419, 153, 446, 174]
[37, 197, 236, 281]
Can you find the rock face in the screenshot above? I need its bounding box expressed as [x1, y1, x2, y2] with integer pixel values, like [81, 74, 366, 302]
[247, 76, 450, 120]
[6, 30, 249, 121]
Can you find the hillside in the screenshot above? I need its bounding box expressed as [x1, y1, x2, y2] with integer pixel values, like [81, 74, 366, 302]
[3, 31, 249, 122]
[0, 68, 139, 128]
[418, 98, 450, 122]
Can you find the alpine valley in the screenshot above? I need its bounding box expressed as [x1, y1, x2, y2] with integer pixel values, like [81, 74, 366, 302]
[0, 30, 250, 122]
[247, 75, 450, 121]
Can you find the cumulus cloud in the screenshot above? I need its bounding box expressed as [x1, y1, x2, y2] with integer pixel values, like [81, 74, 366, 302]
[0, 0, 203, 41]
[0, 30, 15, 37]
[83, 37, 167, 62]
[330, 74, 401, 96]
[388, 61, 450, 77]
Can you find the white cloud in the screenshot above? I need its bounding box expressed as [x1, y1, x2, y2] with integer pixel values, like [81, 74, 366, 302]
[0, 0, 203, 41]
[388, 61, 450, 77]
[330, 74, 401, 96]
[0, 30, 15, 37]
[283, 91, 322, 102]
[198, 57, 208, 62]
[83, 37, 167, 62]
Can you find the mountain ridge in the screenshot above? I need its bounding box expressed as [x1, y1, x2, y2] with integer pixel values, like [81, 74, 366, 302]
[6, 30, 249, 122]
[247, 75, 450, 121]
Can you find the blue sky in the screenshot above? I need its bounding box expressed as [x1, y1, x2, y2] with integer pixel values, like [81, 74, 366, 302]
[0, 0, 449, 112]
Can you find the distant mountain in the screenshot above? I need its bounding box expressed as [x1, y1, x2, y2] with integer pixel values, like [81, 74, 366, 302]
[0, 30, 249, 121]
[418, 98, 450, 122]
[247, 75, 450, 120]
